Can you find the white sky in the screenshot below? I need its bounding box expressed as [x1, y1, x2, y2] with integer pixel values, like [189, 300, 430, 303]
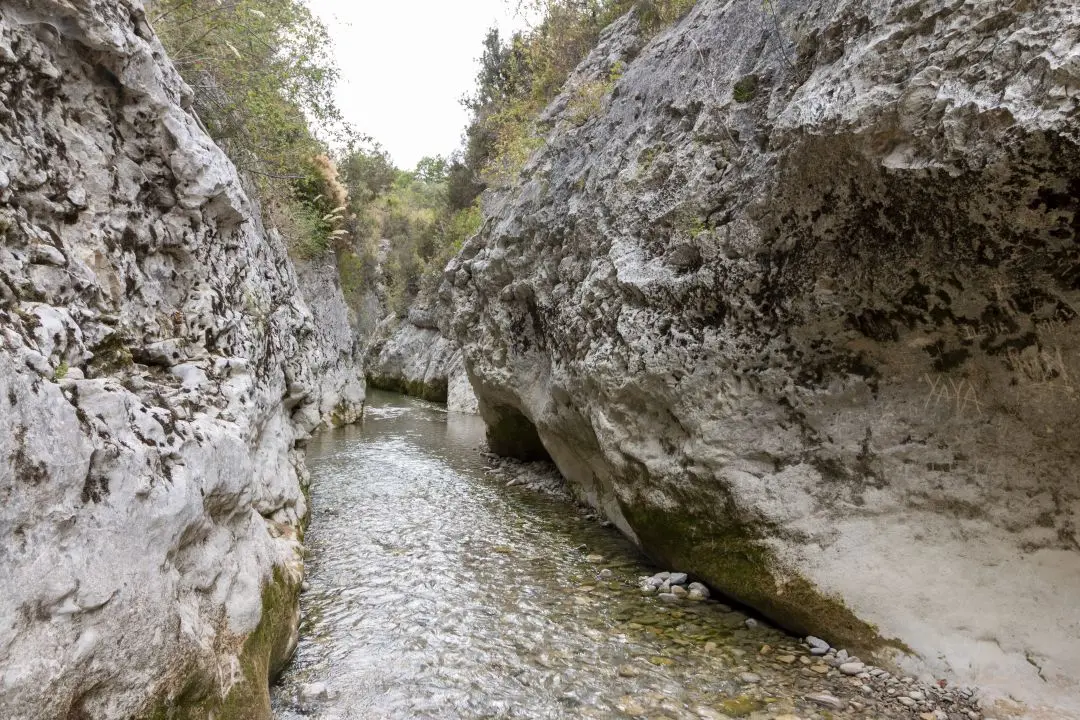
[307, 0, 528, 170]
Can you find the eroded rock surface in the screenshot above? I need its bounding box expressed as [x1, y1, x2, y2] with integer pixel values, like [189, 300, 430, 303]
[449, 1, 1080, 716]
[0, 1, 361, 717]
[367, 285, 478, 413]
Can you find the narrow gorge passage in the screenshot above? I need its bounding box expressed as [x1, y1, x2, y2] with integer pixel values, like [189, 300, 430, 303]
[271, 393, 973, 720]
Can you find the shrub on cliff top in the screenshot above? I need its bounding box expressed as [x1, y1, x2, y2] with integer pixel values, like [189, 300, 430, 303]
[462, 0, 697, 188]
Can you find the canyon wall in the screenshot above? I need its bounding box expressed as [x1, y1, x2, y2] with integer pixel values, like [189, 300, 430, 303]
[448, 1, 1080, 717]
[366, 285, 478, 414]
[0, 1, 362, 717]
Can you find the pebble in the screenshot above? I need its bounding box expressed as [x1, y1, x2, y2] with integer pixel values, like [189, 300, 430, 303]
[898, 696, 917, 707]
[585, 554, 605, 563]
[597, 568, 613, 579]
[670, 585, 688, 598]
[806, 693, 846, 711]
[806, 636, 830, 650]
[658, 593, 680, 603]
[739, 672, 761, 684]
[668, 572, 689, 585]
[687, 582, 710, 598]
[810, 664, 830, 675]
[744, 618, 759, 629]
[810, 646, 829, 656]
[687, 588, 708, 600]
[908, 690, 926, 701]
[776, 654, 797, 664]
[617, 664, 641, 678]
[836, 649, 849, 661]
[840, 662, 865, 676]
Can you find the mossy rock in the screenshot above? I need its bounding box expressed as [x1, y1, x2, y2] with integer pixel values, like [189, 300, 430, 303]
[366, 372, 447, 403]
[617, 486, 905, 659]
[88, 333, 134, 377]
[732, 74, 759, 103]
[140, 565, 301, 720]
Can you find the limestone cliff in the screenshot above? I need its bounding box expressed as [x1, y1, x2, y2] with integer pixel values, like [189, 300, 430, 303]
[366, 284, 478, 414]
[448, 1, 1080, 716]
[0, 1, 362, 718]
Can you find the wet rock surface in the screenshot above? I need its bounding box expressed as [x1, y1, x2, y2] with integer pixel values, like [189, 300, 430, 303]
[274, 393, 983, 720]
[448, 1, 1080, 715]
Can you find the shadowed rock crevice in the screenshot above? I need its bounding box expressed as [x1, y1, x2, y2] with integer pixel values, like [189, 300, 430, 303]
[482, 403, 552, 462]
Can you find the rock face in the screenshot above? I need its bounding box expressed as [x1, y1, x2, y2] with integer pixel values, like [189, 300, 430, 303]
[366, 286, 478, 413]
[294, 256, 367, 426]
[0, 2, 361, 718]
[449, 1, 1080, 716]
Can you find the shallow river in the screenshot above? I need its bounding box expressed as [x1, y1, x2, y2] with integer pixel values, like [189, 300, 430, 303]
[270, 392, 892, 720]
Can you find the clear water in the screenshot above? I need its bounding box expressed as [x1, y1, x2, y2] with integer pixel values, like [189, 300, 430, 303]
[271, 392, 841, 719]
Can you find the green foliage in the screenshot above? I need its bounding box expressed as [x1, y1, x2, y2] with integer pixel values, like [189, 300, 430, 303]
[150, 0, 350, 178]
[733, 74, 759, 102]
[53, 361, 68, 382]
[152, 0, 369, 270]
[338, 146, 484, 316]
[462, 1, 697, 188]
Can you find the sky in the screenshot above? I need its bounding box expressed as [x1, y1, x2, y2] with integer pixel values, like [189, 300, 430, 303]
[307, 0, 529, 170]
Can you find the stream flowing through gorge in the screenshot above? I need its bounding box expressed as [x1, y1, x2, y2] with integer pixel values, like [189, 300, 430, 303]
[270, 393, 968, 720]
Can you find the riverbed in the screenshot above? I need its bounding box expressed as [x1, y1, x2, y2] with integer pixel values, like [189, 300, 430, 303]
[271, 392, 974, 720]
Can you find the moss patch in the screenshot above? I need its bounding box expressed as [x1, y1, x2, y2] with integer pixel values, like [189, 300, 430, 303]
[88, 333, 133, 377]
[732, 74, 759, 103]
[618, 490, 903, 658]
[140, 565, 300, 720]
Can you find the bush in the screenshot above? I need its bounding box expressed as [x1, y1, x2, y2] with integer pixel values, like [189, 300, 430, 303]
[461, 1, 697, 189]
[152, 0, 364, 266]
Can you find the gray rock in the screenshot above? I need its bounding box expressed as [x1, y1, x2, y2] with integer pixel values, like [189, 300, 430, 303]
[687, 582, 710, 599]
[739, 672, 761, 684]
[0, 2, 364, 717]
[657, 592, 680, 603]
[840, 662, 866, 676]
[447, 0, 1080, 714]
[667, 572, 688, 586]
[365, 286, 478, 414]
[300, 682, 329, 703]
[744, 618, 759, 629]
[806, 693, 846, 711]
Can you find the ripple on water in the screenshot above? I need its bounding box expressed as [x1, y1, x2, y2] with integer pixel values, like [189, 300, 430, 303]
[272, 392, 838, 719]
